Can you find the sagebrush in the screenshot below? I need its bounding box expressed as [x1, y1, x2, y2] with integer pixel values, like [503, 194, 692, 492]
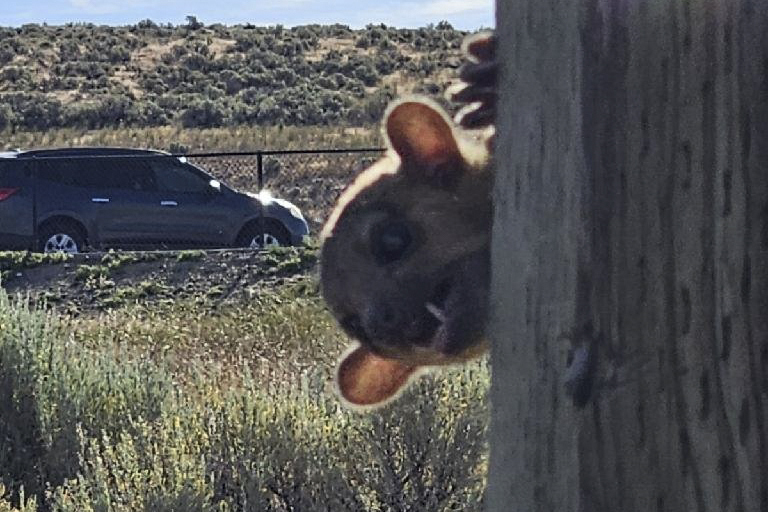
[0, 281, 489, 511]
[0, 22, 465, 132]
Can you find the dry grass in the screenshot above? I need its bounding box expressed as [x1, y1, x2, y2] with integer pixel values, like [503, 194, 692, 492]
[0, 275, 490, 511]
[66, 278, 347, 385]
[3, 124, 380, 153]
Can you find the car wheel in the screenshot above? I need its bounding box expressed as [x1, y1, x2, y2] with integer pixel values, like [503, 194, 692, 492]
[236, 221, 290, 249]
[39, 223, 86, 254]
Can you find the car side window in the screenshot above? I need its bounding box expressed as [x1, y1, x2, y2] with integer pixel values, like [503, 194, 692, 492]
[37, 158, 157, 191]
[38, 160, 82, 186]
[118, 159, 157, 192]
[149, 159, 210, 194]
[0, 161, 29, 183]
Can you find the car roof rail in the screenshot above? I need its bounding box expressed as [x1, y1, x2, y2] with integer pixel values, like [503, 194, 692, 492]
[16, 147, 170, 159]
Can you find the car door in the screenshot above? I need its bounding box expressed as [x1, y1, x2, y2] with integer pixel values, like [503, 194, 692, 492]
[85, 157, 170, 247]
[35, 158, 101, 238]
[145, 158, 231, 247]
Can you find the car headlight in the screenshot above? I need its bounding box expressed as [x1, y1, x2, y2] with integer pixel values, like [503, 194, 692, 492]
[273, 198, 304, 220]
[286, 203, 303, 219]
[254, 190, 305, 222]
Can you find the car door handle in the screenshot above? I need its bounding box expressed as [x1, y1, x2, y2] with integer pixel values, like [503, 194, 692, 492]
[91, 197, 110, 203]
[161, 200, 178, 207]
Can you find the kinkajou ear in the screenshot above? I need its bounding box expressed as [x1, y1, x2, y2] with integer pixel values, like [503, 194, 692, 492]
[335, 343, 421, 409]
[384, 99, 464, 185]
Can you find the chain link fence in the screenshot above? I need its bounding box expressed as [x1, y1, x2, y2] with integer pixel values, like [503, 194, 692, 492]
[186, 148, 382, 231]
[0, 148, 383, 253]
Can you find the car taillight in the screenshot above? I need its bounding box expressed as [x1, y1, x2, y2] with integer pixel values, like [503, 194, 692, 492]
[0, 188, 19, 201]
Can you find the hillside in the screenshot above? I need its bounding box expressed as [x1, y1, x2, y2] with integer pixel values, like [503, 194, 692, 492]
[0, 20, 469, 132]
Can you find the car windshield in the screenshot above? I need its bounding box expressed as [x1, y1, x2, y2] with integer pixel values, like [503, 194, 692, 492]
[180, 161, 213, 179]
[178, 159, 235, 190]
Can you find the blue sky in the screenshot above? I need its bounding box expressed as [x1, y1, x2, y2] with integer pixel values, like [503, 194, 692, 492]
[1, 0, 494, 30]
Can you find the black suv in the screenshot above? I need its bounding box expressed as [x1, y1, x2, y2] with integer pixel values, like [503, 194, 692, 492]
[0, 147, 309, 253]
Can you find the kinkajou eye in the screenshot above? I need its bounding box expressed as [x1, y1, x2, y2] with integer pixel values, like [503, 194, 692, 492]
[371, 220, 412, 264]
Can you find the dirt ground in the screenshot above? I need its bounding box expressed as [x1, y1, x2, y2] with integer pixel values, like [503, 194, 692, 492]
[0, 247, 317, 314]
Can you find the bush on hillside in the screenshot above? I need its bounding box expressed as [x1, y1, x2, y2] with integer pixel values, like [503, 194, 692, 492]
[0, 22, 470, 131]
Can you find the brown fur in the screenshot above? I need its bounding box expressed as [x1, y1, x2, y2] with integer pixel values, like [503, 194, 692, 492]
[321, 97, 493, 408]
[320, 32, 497, 409]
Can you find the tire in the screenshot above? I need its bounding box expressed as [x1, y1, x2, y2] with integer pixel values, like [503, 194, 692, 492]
[236, 220, 291, 249]
[38, 221, 86, 254]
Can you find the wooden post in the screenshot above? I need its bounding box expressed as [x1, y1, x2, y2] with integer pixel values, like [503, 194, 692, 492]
[486, 1, 768, 511]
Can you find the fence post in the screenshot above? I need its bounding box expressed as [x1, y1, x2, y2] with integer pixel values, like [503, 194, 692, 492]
[256, 151, 264, 191]
[256, 151, 265, 248]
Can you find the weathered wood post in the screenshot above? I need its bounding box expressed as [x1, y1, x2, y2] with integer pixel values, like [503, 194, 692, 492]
[486, 0, 768, 510]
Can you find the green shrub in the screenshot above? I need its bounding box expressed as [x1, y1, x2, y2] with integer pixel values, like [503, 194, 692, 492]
[0, 287, 489, 511]
[0, 22, 469, 131]
[180, 100, 228, 128]
[0, 105, 14, 132]
[46, 368, 488, 512]
[0, 291, 173, 503]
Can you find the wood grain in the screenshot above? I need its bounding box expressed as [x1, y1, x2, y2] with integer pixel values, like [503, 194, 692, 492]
[487, 1, 768, 510]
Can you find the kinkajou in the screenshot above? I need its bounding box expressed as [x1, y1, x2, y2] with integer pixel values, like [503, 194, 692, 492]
[320, 32, 497, 408]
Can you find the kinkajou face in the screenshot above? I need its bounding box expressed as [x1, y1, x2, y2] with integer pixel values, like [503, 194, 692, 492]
[320, 32, 497, 409]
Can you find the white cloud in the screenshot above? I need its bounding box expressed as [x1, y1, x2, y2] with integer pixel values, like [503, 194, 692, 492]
[349, 0, 493, 30]
[16, 0, 491, 29]
[68, 0, 151, 15]
[415, 0, 493, 16]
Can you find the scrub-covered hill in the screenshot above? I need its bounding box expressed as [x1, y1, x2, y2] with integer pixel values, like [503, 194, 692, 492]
[0, 20, 471, 131]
